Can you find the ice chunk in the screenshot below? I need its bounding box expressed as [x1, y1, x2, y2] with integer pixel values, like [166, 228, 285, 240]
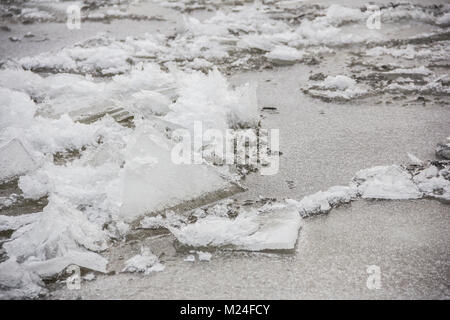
[436, 138, 450, 159]
[0, 88, 36, 130]
[0, 258, 44, 299]
[164, 68, 258, 131]
[304, 75, 367, 100]
[130, 90, 171, 117]
[322, 75, 356, 90]
[238, 34, 276, 52]
[0, 69, 42, 95]
[436, 185, 450, 203]
[170, 205, 302, 251]
[265, 45, 305, 65]
[140, 211, 186, 229]
[413, 165, 450, 196]
[184, 255, 196, 262]
[122, 247, 164, 274]
[3, 196, 108, 277]
[288, 185, 357, 217]
[24, 250, 108, 278]
[407, 153, 423, 166]
[0, 139, 37, 182]
[106, 220, 130, 240]
[325, 5, 364, 25]
[353, 165, 422, 199]
[120, 126, 229, 221]
[436, 12, 450, 25]
[0, 212, 40, 232]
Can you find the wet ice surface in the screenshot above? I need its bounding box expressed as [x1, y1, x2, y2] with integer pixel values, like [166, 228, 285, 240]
[0, 0, 449, 299]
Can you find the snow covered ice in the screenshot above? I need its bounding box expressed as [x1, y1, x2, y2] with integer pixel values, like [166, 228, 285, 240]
[122, 247, 164, 274]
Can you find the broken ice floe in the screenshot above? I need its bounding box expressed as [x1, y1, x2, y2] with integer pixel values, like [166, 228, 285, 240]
[170, 203, 303, 251]
[436, 137, 450, 160]
[265, 46, 305, 66]
[352, 162, 450, 203]
[287, 185, 357, 217]
[119, 124, 231, 221]
[0, 139, 37, 182]
[0, 258, 45, 300]
[2, 197, 108, 278]
[0, 212, 40, 233]
[302, 75, 368, 101]
[353, 165, 422, 200]
[0, 87, 36, 130]
[122, 247, 164, 274]
[410, 162, 450, 203]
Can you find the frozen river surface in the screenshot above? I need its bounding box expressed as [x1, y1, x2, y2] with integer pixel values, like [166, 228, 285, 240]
[0, 0, 449, 299]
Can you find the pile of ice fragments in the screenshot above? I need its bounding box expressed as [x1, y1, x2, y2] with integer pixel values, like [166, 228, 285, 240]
[0, 63, 259, 298]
